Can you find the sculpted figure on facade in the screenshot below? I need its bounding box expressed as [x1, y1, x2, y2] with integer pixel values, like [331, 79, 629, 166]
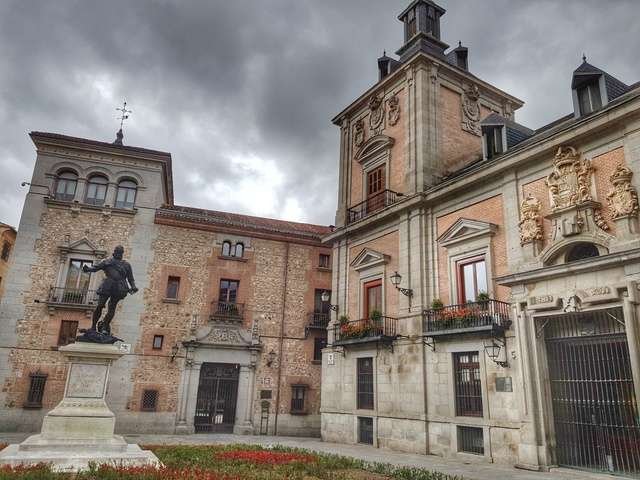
[353, 119, 365, 148]
[461, 84, 481, 136]
[387, 93, 400, 126]
[545, 146, 593, 211]
[519, 194, 543, 245]
[607, 164, 639, 219]
[368, 95, 384, 133]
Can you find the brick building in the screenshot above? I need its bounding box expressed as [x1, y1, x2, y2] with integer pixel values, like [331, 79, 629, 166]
[0, 222, 17, 300]
[0, 131, 332, 436]
[321, 0, 640, 476]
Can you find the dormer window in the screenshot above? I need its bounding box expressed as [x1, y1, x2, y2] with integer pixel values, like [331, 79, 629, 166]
[577, 82, 602, 116]
[482, 126, 504, 160]
[406, 8, 416, 38]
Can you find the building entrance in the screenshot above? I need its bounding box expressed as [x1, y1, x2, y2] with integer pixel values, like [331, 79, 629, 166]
[194, 363, 239, 433]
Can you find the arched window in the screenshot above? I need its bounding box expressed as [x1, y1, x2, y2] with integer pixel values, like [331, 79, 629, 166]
[85, 175, 108, 206]
[115, 179, 137, 209]
[54, 171, 78, 201]
[566, 243, 600, 263]
[222, 241, 231, 257]
[234, 243, 244, 258]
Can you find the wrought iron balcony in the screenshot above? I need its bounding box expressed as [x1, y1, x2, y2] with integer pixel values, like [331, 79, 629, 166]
[47, 287, 97, 307]
[332, 316, 397, 346]
[210, 301, 244, 323]
[308, 312, 330, 329]
[347, 190, 402, 224]
[423, 299, 511, 337]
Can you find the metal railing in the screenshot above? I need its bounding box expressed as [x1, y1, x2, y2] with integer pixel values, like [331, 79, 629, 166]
[333, 316, 397, 344]
[308, 312, 330, 329]
[210, 301, 244, 321]
[423, 299, 511, 334]
[347, 190, 401, 224]
[47, 287, 97, 306]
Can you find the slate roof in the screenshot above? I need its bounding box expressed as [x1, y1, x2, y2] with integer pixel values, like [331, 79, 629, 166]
[156, 205, 332, 242]
[571, 60, 629, 101]
[480, 113, 534, 148]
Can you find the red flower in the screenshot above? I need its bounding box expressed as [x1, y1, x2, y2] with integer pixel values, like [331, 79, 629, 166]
[216, 449, 317, 465]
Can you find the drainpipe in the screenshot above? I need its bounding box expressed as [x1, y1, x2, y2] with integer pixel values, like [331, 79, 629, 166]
[273, 242, 290, 435]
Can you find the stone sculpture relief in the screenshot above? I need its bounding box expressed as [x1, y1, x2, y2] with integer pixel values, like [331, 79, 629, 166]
[518, 193, 543, 245]
[461, 84, 481, 136]
[387, 94, 400, 126]
[545, 146, 593, 211]
[607, 164, 639, 219]
[368, 95, 385, 133]
[353, 119, 365, 148]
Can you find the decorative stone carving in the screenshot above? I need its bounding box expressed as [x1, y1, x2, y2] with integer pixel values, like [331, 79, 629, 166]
[607, 164, 639, 219]
[593, 209, 609, 231]
[208, 327, 242, 344]
[519, 194, 543, 245]
[387, 94, 400, 126]
[461, 84, 481, 136]
[585, 286, 611, 296]
[545, 146, 593, 211]
[353, 119, 365, 148]
[368, 95, 384, 133]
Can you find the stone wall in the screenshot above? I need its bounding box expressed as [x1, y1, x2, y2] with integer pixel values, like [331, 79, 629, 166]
[0, 226, 16, 300]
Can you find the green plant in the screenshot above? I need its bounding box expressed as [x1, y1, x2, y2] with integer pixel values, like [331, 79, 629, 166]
[369, 309, 382, 321]
[431, 298, 444, 310]
[476, 292, 490, 302]
[338, 315, 349, 324]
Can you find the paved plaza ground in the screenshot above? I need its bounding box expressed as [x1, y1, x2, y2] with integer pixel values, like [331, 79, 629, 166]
[0, 432, 617, 480]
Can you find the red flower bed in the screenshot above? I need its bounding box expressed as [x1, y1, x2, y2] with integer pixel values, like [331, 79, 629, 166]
[94, 466, 238, 479]
[216, 449, 317, 465]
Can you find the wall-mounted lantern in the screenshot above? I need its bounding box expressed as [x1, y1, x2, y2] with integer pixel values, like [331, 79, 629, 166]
[321, 290, 339, 311]
[389, 271, 413, 297]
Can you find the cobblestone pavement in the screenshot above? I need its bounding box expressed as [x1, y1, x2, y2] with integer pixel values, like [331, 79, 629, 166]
[0, 432, 617, 480]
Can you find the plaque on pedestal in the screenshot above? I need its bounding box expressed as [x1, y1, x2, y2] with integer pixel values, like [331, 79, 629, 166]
[0, 342, 160, 472]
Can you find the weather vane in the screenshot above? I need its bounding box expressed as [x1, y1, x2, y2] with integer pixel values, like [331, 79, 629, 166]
[113, 100, 132, 145]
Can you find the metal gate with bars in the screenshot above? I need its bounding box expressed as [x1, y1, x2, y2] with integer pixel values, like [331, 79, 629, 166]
[543, 307, 640, 476]
[194, 363, 239, 433]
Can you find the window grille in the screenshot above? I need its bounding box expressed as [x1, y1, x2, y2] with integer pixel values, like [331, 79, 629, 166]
[454, 352, 483, 417]
[358, 417, 374, 445]
[25, 371, 47, 408]
[458, 426, 484, 455]
[141, 389, 159, 411]
[357, 357, 374, 409]
[57, 320, 79, 346]
[291, 385, 306, 413]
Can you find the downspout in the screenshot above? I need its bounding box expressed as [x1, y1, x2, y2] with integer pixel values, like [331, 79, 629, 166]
[273, 241, 290, 435]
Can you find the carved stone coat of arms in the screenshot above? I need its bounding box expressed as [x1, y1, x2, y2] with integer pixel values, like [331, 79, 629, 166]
[607, 164, 639, 219]
[461, 84, 481, 136]
[519, 194, 543, 245]
[545, 146, 593, 211]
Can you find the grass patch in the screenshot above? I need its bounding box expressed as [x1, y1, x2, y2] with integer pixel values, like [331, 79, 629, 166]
[0, 444, 466, 480]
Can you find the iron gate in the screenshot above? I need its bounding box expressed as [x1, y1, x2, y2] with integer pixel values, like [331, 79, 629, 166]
[544, 308, 640, 476]
[194, 363, 239, 433]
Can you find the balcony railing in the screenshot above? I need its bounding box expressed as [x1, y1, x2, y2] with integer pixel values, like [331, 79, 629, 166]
[347, 190, 401, 224]
[210, 301, 244, 322]
[47, 287, 97, 306]
[423, 299, 511, 337]
[308, 312, 330, 329]
[333, 316, 397, 346]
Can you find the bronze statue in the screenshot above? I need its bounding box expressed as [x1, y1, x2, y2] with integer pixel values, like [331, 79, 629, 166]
[80, 245, 137, 340]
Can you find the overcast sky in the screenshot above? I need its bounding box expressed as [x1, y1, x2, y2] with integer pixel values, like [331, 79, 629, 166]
[0, 0, 638, 228]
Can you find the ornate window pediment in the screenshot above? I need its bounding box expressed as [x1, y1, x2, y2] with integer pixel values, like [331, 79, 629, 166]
[350, 248, 390, 272]
[438, 218, 497, 248]
[59, 237, 106, 258]
[355, 135, 395, 165]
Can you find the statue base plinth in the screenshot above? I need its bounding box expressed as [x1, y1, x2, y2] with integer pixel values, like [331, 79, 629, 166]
[0, 343, 160, 472]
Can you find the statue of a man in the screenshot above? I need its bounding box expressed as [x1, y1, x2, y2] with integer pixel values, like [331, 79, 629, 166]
[83, 245, 138, 335]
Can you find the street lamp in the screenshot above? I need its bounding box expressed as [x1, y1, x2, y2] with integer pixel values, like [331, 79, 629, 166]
[321, 290, 338, 311]
[483, 339, 508, 368]
[389, 271, 413, 297]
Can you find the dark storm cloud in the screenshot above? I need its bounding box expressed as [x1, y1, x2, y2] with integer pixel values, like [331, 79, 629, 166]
[0, 0, 638, 227]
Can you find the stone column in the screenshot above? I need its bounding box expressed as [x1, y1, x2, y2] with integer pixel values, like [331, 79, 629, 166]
[623, 282, 640, 408]
[233, 364, 254, 434]
[174, 356, 195, 434]
[182, 361, 202, 433]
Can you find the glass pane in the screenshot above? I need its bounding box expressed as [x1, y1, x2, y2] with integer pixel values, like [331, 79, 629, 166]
[77, 263, 91, 291]
[590, 83, 602, 110]
[578, 87, 591, 115]
[367, 285, 382, 316]
[463, 264, 475, 302]
[235, 243, 243, 257]
[475, 261, 487, 297]
[222, 242, 230, 256]
[65, 261, 81, 289]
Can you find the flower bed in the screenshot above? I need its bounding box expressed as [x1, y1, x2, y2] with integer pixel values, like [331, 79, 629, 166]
[216, 449, 316, 465]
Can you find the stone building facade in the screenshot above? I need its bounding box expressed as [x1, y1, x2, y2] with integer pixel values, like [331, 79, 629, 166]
[0, 222, 17, 300]
[322, 0, 640, 476]
[0, 131, 332, 437]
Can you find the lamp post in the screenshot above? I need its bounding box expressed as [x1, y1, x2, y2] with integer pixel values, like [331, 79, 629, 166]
[389, 271, 413, 297]
[321, 290, 339, 311]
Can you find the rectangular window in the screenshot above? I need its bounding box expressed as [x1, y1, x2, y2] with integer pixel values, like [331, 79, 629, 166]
[165, 276, 180, 299]
[406, 8, 416, 38]
[457, 257, 487, 303]
[363, 279, 382, 319]
[458, 426, 484, 455]
[291, 385, 306, 413]
[357, 357, 374, 410]
[454, 352, 483, 417]
[578, 82, 602, 116]
[314, 289, 330, 314]
[313, 336, 327, 362]
[358, 417, 374, 445]
[1, 241, 11, 261]
[57, 320, 79, 346]
[25, 372, 48, 409]
[152, 335, 164, 350]
[260, 390, 272, 400]
[318, 253, 331, 269]
[64, 259, 93, 292]
[485, 126, 504, 159]
[367, 166, 385, 197]
[218, 279, 239, 304]
[141, 389, 159, 412]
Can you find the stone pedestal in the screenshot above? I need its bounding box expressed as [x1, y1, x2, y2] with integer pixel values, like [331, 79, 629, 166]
[0, 342, 160, 472]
